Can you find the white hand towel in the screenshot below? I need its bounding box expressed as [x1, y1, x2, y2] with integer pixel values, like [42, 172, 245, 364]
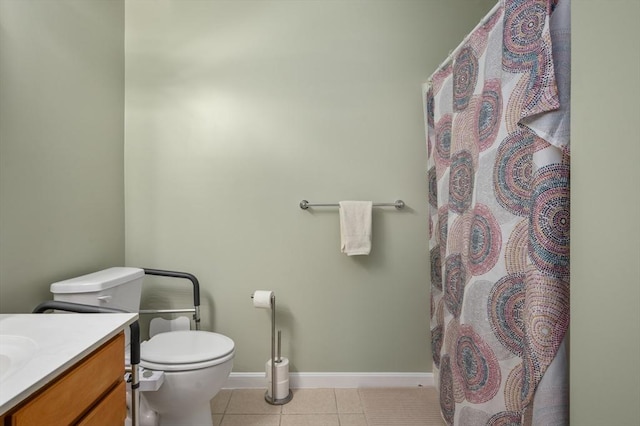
[339, 201, 373, 256]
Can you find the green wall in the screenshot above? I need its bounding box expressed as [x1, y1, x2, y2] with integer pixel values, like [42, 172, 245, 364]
[5, 6, 635, 421]
[124, 0, 495, 373]
[0, 0, 126, 313]
[570, 1, 640, 424]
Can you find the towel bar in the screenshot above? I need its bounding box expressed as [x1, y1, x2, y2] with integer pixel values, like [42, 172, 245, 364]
[299, 200, 405, 210]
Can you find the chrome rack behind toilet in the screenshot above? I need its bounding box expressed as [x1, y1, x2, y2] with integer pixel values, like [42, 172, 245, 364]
[139, 269, 202, 330]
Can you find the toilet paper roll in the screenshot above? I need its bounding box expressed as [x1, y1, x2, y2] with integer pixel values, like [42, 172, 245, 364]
[266, 357, 290, 400]
[252, 290, 273, 309]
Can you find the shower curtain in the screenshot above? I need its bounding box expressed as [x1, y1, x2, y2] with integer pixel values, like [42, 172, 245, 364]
[424, 0, 570, 424]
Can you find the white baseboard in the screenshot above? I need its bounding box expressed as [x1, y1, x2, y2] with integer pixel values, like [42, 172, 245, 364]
[225, 372, 434, 389]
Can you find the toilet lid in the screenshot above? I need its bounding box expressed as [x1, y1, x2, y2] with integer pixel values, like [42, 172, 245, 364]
[141, 330, 234, 364]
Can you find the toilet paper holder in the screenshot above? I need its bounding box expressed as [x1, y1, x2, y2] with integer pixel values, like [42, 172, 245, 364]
[251, 292, 293, 405]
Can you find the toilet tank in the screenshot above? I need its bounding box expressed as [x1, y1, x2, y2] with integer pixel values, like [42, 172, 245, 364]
[50, 267, 145, 313]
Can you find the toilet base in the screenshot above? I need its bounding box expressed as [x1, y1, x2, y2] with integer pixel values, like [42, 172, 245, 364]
[126, 394, 213, 426]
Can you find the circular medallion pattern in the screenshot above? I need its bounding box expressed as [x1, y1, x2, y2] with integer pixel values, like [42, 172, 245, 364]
[468, 203, 502, 276]
[432, 325, 443, 368]
[504, 364, 524, 412]
[431, 246, 443, 291]
[452, 99, 481, 165]
[520, 353, 537, 406]
[436, 298, 445, 328]
[529, 163, 570, 280]
[524, 269, 570, 367]
[447, 213, 469, 257]
[438, 205, 449, 255]
[454, 324, 501, 404]
[428, 166, 438, 210]
[503, 0, 546, 72]
[450, 150, 475, 214]
[488, 273, 526, 356]
[435, 114, 453, 169]
[454, 46, 478, 111]
[440, 355, 455, 425]
[476, 80, 502, 151]
[493, 131, 533, 216]
[444, 253, 467, 318]
[505, 219, 529, 274]
[488, 411, 523, 426]
[430, 292, 435, 321]
[426, 88, 435, 129]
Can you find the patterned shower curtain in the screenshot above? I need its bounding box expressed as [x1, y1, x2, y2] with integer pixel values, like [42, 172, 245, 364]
[424, 0, 570, 424]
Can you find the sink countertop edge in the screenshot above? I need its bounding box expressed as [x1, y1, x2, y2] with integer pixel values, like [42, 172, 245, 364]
[0, 313, 138, 416]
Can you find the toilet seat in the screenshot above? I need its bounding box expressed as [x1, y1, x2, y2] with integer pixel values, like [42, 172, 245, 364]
[140, 330, 235, 372]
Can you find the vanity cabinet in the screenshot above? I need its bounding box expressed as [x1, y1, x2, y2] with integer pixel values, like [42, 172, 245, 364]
[2, 332, 125, 426]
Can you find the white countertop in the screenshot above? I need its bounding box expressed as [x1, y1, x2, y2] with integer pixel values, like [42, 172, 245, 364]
[0, 313, 138, 415]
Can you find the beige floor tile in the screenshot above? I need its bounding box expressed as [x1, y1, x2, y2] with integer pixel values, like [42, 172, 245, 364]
[282, 388, 337, 414]
[359, 387, 444, 426]
[281, 414, 340, 426]
[339, 413, 368, 426]
[212, 387, 444, 426]
[211, 414, 223, 426]
[226, 389, 282, 414]
[335, 388, 363, 413]
[220, 414, 280, 426]
[211, 389, 232, 413]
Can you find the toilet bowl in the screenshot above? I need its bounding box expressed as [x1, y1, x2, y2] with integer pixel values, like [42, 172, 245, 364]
[50, 267, 234, 426]
[139, 330, 234, 426]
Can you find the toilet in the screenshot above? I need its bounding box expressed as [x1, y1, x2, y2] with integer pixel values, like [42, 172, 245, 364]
[50, 267, 234, 426]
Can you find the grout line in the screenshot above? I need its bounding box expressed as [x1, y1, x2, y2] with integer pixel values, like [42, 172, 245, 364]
[216, 387, 440, 426]
[223, 389, 232, 413]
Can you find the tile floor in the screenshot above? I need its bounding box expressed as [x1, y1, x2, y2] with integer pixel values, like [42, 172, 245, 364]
[210, 387, 446, 426]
